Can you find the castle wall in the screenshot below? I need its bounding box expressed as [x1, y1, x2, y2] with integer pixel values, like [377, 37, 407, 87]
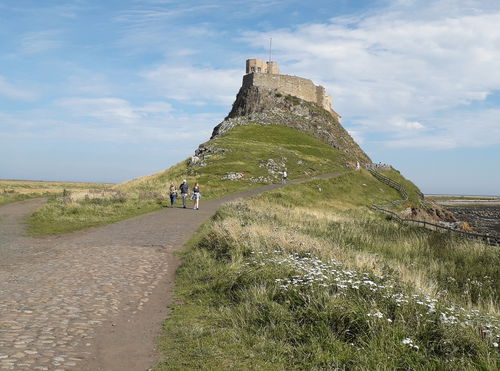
[243, 73, 337, 117]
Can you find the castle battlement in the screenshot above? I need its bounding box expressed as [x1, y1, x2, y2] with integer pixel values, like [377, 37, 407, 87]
[243, 59, 339, 119]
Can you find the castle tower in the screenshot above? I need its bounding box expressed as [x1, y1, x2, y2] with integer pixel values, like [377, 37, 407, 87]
[246, 58, 280, 74]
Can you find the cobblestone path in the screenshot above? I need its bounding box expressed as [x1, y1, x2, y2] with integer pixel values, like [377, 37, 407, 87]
[0, 173, 341, 370]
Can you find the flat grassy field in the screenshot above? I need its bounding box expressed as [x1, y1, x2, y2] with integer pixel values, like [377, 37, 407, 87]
[156, 171, 499, 370]
[0, 179, 112, 206]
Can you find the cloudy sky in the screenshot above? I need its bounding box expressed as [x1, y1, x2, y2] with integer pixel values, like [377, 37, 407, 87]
[1, 0, 499, 195]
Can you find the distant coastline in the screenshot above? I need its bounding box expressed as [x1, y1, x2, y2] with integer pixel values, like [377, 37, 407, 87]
[425, 194, 500, 198]
[425, 194, 500, 206]
[427, 195, 500, 237]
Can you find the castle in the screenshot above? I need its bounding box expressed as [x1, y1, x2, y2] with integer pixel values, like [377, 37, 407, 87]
[243, 58, 339, 119]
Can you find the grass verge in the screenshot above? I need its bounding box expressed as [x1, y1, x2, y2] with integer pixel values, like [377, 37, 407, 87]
[27, 195, 163, 236]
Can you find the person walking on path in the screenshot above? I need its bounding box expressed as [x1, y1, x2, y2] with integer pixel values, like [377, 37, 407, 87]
[192, 183, 201, 210]
[168, 183, 178, 208]
[179, 180, 189, 208]
[282, 170, 288, 184]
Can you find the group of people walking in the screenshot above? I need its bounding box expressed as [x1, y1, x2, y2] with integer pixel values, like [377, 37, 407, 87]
[168, 170, 288, 209]
[168, 179, 201, 210]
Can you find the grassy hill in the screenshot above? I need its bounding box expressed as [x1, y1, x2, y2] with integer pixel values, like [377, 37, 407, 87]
[26, 124, 356, 235]
[26, 84, 384, 235]
[156, 171, 500, 370]
[117, 124, 349, 199]
[26, 125, 423, 237]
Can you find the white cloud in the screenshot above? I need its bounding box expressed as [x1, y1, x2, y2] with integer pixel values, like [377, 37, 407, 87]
[57, 97, 141, 125]
[242, 0, 500, 149]
[63, 73, 117, 96]
[0, 96, 217, 146]
[19, 30, 62, 54]
[142, 65, 242, 105]
[392, 119, 425, 131]
[56, 97, 174, 126]
[384, 108, 500, 149]
[0, 76, 37, 101]
[347, 129, 365, 145]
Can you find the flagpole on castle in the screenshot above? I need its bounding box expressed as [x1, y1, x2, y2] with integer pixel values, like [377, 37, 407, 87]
[269, 37, 272, 62]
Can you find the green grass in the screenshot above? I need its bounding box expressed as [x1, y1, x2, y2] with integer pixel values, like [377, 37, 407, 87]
[27, 195, 163, 236]
[156, 172, 500, 370]
[118, 124, 347, 200]
[376, 168, 424, 206]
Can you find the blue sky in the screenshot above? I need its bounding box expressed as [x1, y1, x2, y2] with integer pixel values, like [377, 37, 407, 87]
[1, 0, 499, 195]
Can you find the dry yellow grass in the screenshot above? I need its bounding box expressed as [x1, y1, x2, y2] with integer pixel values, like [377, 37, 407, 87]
[0, 179, 112, 195]
[219, 199, 499, 314]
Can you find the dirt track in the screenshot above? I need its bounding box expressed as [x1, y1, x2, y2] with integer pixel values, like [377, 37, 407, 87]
[0, 173, 341, 370]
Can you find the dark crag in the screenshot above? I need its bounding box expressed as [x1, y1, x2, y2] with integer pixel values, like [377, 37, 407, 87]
[447, 205, 500, 237]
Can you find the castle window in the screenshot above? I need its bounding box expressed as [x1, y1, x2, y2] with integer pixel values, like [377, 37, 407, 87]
[251, 67, 256, 72]
[257, 67, 261, 72]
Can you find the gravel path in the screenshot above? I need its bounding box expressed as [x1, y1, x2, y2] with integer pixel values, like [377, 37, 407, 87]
[0, 173, 341, 370]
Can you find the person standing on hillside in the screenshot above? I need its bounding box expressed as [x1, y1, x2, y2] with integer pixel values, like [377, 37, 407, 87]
[192, 182, 201, 210]
[282, 169, 288, 184]
[168, 183, 178, 208]
[179, 179, 189, 208]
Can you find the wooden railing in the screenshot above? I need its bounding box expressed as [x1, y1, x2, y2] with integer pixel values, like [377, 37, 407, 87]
[372, 204, 500, 246]
[368, 168, 408, 202]
[368, 167, 500, 247]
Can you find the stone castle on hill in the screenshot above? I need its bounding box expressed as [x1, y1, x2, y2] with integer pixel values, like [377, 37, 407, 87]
[244, 58, 340, 120]
[204, 57, 371, 166]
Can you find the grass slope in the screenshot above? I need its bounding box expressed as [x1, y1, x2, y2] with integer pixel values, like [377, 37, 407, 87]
[157, 171, 499, 370]
[118, 124, 348, 199]
[377, 168, 424, 205]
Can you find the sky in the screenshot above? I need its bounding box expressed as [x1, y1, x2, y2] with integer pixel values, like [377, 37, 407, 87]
[1, 0, 499, 195]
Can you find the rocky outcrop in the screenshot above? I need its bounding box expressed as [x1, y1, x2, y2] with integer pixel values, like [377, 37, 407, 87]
[210, 85, 371, 165]
[446, 205, 500, 237]
[189, 144, 227, 167]
[400, 206, 458, 223]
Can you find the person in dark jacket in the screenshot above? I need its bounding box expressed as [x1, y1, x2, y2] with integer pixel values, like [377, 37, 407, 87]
[179, 179, 189, 208]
